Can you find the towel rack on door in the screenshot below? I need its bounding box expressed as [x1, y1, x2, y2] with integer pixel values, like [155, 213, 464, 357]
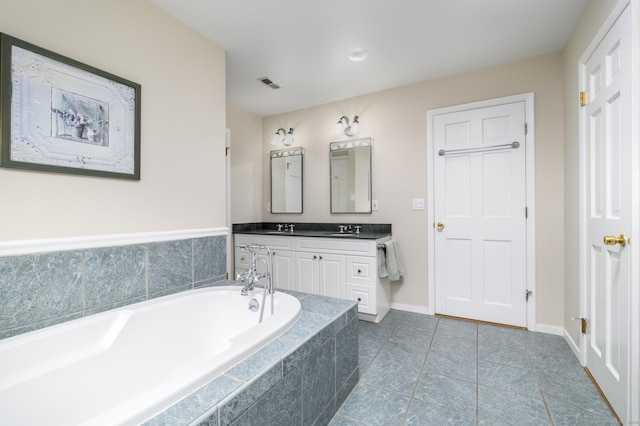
[438, 141, 520, 156]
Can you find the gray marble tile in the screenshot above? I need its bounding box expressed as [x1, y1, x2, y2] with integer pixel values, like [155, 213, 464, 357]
[478, 361, 540, 399]
[358, 318, 396, 340]
[391, 311, 439, 334]
[478, 385, 551, 425]
[192, 409, 218, 426]
[337, 383, 410, 426]
[148, 239, 193, 293]
[303, 338, 336, 425]
[537, 375, 613, 418]
[336, 368, 359, 409]
[528, 350, 588, 383]
[0, 251, 83, 331]
[413, 372, 476, 416]
[194, 236, 227, 284]
[436, 318, 478, 341]
[361, 357, 420, 395]
[247, 367, 302, 426]
[299, 293, 355, 319]
[314, 396, 337, 426]
[329, 416, 366, 426]
[388, 327, 433, 353]
[359, 354, 373, 374]
[218, 362, 282, 425]
[336, 318, 359, 390]
[85, 295, 147, 317]
[478, 323, 527, 348]
[375, 339, 428, 371]
[358, 334, 386, 359]
[422, 350, 477, 382]
[546, 399, 618, 425]
[478, 340, 531, 369]
[84, 244, 146, 310]
[404, 399, 475, 426]
[429, 332, 477, 360]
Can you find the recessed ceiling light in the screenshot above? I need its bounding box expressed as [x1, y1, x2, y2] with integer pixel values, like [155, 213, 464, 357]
[347, 48, 369, 62]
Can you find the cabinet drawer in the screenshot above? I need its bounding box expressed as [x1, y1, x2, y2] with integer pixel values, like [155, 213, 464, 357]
[346, 256, 376, 286]
[345, 284, 376, 315]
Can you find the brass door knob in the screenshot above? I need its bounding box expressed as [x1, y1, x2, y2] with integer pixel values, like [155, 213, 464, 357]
[603, 234, 627, 247]
[437, 222, 445, 231]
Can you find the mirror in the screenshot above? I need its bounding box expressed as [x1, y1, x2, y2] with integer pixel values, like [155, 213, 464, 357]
[271, 147, 303, 214]
[330, 138, 372, 214]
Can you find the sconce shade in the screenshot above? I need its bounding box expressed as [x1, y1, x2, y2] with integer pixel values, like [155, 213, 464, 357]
[272, 127, 294, 146]
[336, 115, 360, 137]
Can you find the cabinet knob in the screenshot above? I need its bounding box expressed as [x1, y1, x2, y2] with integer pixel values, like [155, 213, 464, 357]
[273, 251, 276, 255]
[357, 269, 362, 274]
[313, 255, 317, 260]
[357, 297, 362, 302]
[319, 256, 323, 260]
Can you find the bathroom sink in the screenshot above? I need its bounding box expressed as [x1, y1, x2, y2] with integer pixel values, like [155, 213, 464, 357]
[326, 233, 358, 237]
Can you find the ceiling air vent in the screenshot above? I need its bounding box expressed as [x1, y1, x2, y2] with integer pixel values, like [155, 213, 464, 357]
[258, 77, 280, 90]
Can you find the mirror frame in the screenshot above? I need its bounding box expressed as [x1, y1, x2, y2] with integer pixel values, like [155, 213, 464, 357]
[270, 147, 303, 214]
[330, 137, 372, 214]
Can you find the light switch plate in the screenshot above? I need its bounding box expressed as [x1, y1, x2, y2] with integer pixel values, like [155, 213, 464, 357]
[372, 200, 379, 211]
[412, 198, 425, 210]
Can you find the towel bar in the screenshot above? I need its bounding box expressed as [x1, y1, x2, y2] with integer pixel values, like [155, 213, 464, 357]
[377, 243, 386, 249]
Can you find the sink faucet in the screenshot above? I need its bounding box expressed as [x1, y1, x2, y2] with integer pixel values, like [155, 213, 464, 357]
[338, 224, 347, 233]
[276, 224, 284, 232]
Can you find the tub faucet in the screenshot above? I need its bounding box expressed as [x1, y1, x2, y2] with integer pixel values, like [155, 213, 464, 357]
[236, 249, 267, 296]
[236, 243, 276, 322]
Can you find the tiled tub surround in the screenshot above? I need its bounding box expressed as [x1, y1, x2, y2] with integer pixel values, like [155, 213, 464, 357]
[143, 290, 359, 426]
[0, 234, 227, 340]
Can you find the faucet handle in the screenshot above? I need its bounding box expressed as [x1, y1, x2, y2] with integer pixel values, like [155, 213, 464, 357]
[338, 224, 346, 233]
[276, 224, 283, 232]
[289, 224, 295, 232]
[354, 225, 362, 234]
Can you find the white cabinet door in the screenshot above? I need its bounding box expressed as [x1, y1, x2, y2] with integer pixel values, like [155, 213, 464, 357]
[271, 250, 296, 291]
[295, 252, 345, 298]
[318, 253, 345, 298]
[296, 252, 318, 294]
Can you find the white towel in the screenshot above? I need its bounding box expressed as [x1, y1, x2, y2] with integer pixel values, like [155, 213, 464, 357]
[384, 240, 404, 282]
[378, 245, 388, 278]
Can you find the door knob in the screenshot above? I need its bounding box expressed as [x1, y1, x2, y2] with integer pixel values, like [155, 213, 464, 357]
[437, 222, 445, 231]
[603, 234, 627, 247]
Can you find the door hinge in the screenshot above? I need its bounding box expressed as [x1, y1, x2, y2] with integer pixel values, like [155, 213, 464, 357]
[225, 147, 230, 156]
[524, 122, 528, 135]
[572, 317, 587, 334]
[525, 289, 532, 302]
[525, 207, 528, 219]
[580, 91, 588, 107]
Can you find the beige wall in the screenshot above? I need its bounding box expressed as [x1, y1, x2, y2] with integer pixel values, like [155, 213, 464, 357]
[0, 0, 227, 241]
[249, 53, 566, 327]
[227, 103, 264, 224]
[562, 0, 621, 344]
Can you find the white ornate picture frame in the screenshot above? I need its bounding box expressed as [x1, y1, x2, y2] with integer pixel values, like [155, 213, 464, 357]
[0, 33, 141, 180]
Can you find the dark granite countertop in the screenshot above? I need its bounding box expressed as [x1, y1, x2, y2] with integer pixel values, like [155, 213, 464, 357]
[233, 222, 391, 240]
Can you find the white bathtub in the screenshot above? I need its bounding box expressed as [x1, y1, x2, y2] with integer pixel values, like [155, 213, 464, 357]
[0, 286, 301, 425]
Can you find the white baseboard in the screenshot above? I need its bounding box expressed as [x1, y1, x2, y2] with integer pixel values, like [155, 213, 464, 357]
[533, 323, 564, 336]
[0, 227, 228, 256]
[563, 329, 583, 364]
[390, 302, 431, 315]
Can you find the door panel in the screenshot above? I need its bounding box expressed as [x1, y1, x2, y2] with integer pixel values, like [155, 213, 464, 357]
[584, 6, 630, 419]
[434, 102, 527, 327]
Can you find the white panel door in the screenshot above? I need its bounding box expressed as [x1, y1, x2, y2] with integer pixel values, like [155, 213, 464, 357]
[433, 102, 527, 327]
[318, 254, 345, 298]
[296, 252, 318, 294]
[271, 250, 296, 291]
[583, 6, 630, 419]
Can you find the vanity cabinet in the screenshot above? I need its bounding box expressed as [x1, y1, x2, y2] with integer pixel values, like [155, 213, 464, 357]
[234, 233, 391, 322]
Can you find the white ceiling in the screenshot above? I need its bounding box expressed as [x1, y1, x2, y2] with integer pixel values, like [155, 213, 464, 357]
[150, 0, 588, 117]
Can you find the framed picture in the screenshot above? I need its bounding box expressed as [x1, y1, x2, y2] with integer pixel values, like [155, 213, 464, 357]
[0, 33, 141, 180]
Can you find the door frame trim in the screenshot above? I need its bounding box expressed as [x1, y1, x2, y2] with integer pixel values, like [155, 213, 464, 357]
[426, 93, 536, 330]
[578, 1, 639, 422]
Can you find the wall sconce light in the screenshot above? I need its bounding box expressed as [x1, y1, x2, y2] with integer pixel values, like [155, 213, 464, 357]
[271, 127, 294, 146]
[336, 115, 360, 137]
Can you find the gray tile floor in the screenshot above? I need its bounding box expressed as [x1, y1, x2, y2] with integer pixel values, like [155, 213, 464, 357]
[330, 309, 619, 426]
